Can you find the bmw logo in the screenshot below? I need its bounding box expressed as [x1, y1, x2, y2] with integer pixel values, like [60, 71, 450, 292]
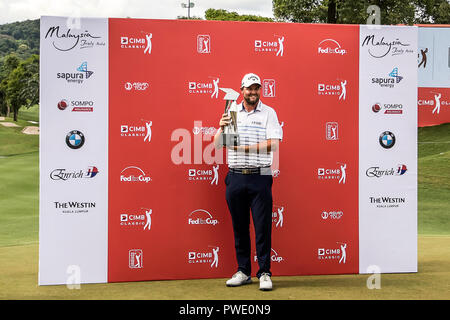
[379, 131, 396, 149]
[66, 130, 85, 149]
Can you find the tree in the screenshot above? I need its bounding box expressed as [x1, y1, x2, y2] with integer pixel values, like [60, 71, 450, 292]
[0, 54, 20, 117]
[205, 9, 273, 22]
[272, 0, 449, 24]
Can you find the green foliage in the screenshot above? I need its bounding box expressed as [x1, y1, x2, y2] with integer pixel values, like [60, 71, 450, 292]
[205, 9, 273, 22]
[0, 19, 39, 59]
[273, 0, 450, 24]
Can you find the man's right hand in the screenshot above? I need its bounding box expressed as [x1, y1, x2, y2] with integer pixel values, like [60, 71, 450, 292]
[219, 113, 231, 130]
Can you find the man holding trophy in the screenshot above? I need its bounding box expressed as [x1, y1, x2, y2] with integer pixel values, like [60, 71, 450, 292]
[214, 73, 283, 291]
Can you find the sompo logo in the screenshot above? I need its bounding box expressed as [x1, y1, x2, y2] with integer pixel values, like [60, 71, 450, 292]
[44, 25, 103, 51]
[120, 166, 151, 183]
[188, 209, 219, 226]
[318, 39, 347, 55]
[58, 99, 94, 112]
[372, 102, 403, 115]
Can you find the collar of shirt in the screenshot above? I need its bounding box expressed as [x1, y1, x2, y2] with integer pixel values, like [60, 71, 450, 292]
[239, 100, 262, 114]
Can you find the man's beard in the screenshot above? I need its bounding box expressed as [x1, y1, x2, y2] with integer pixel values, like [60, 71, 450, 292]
[244, 95, 260, 106]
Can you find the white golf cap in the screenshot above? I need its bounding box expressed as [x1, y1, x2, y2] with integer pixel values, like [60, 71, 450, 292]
[240, 73, 261, 88]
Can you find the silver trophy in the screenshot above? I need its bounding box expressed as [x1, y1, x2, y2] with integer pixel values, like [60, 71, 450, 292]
[219, 88, 240, 147]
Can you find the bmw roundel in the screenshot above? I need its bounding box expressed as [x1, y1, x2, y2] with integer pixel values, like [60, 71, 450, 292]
[379, 131, 396, 149]
[66, 130, 85, 149]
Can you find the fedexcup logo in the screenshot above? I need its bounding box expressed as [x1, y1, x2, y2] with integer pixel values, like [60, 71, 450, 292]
[44, 25, 102, 51]
[379, 131, 396, 149]
[66, 130, 85, 149]
[254, 248, 285, 263]
[318, 39, 347, 55]
[188, 209, 219, 226]
[120, 166, 151, 183]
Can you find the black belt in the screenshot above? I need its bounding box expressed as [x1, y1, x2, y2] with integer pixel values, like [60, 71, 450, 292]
[229, 167, 271, 175]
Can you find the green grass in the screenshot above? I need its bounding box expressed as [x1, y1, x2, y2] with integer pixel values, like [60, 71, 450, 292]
[18, 104, 40, 123]
[0, 118, 448, 299]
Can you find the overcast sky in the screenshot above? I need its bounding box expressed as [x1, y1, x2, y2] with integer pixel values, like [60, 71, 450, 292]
[0, 0, 275, 25]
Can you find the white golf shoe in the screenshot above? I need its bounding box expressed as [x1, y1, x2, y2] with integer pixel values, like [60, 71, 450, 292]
[226, 271, 252, 287]
[259, 273, 272, 291]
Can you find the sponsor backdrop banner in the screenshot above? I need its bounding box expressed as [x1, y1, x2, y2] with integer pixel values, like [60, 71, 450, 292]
[418, 26, 450, 126]
[39, 17, 417, 285]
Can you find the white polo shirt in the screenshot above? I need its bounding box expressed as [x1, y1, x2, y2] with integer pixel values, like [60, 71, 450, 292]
[227, 100, 283, 168]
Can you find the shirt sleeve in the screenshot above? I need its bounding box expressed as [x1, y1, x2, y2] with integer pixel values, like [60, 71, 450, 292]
[266, 108, 283, 140]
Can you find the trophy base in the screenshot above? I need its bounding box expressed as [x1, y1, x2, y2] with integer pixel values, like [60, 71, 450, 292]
[221, 133, 240, 147]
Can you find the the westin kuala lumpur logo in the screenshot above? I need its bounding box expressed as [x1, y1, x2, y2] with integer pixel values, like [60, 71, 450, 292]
[45, 25, 103, 51]
[361, 34, 412, 58]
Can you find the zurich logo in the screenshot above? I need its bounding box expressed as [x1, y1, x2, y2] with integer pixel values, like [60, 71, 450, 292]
[379, 131, 396, 149]
[66, 130, 85, 149]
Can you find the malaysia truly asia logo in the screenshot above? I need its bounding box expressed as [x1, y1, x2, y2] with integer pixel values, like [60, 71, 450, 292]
[361, 34, 412, 58]
[44, 25, 104, 51]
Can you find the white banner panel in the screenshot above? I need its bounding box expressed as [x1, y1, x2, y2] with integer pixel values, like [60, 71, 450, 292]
[39, 16, 109, 285]
[359, 25, 418, 274]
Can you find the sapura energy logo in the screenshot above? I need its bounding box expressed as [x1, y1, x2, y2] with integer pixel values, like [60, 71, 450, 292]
[371, 67, 403, 88]
[318, 39, 347, 55]
[366, 164, 407, 178]
[121, 208, 153, 230]
[318, 242, 347, 264]
[188, 209, 219, 226]
[317, 163, 347, 184]
[57, 62, 94, 84]
[254, 36, 285, 57]
[121, 121, 152, 142]
[120, 166, 152, 183]
[58, 99, 94, 112]
[369, 196, 406, 209]
[318, 79, 347, 100]
[188, 246, 220, 268]
[50, 166, 99, 181]
[121, 33, 152, 54]
[372, 102, 403, 115]
[54, 201, 96, 214]
[361, 34, 412, 58]
[254, 248, 285, 264]
[188, 77, 220, 98]
[44, 25, 104, 51]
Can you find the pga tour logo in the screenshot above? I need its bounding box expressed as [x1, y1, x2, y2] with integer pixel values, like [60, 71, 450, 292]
[197, 35, 211, 53]
[188, 246, 220, 268]
[317, 163, 347, 184]
[121, 33, 152, 54]
[318, 243, 347, 263]
[120, 166, 152, 183]
[254, 36, 285, 56]
[318, 39, 347, 55]
[188, 77, 220, 98]
[188, 209, 219, 226]
[262, 79, 276, 97]
[318, 80, 347, 100]
[121, 121, 152, 142]
[129, 249, 143, 269]
[326, 122, 339, 140]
